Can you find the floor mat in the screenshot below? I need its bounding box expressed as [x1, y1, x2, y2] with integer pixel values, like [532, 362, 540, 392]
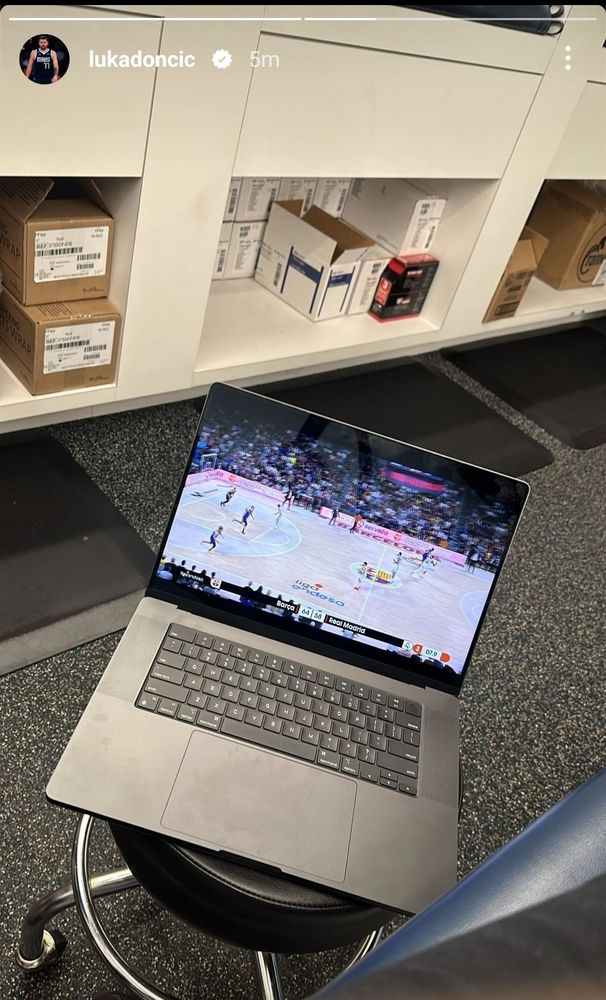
[0, 434, 155, 673]
[445, 327, 606, 449]
[255, 361, 552, 476]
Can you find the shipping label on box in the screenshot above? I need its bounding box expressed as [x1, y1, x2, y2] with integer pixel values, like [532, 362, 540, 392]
[34, 225, 110, 283]
[213, 222, 233, 280]
[43, 320, 115, 374]
[0, 177, 114, 305]
[236, 178, 281, 222]
[278, 178, 317, 215]
[312, 179, 351, 218]
[223, 177, 242, 222]
[347, 246, 393, 315]
[255, 201, 373, 321]
[224, 221, 266, 279]
[342, 179, 446, 257]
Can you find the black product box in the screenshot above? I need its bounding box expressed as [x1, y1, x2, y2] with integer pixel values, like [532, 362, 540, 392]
[369, 254, 439, 321]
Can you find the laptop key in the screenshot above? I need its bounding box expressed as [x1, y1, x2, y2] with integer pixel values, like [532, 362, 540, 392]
[301, 666, 317, 682]
[253, 665, 271, 682]
[264, 716, 283, 734]
[368, 718, 384, 735]
[380, 777, 398, 790]
[184, 658, 203, 676]
[388, 694, 405, 711]
[312, 699, 330, 717]
[183, 674, 203, 691]
[283, 722, 301, 740]
[335, 678, 352, 694]
[358, 747, 377, 765]
[358, 764, 379, 783]
[221, 718, 317, 761]
[403, 716, 421, 733]
[163, 637, 183, 654]
[359, 701, 376, 717]
[288, 677, 306, 693]
[341, 757, 358, 776]
[151, 663, 184, 685]
[403, 730, 421, 747]
[339, 740, 357, 757]
[332, 722, 350, 739]
[240, 692, 259, 710]
[230, 644, 248, 659]
[371, 690, 386, 705]
[199, 649, 218, 665]
[177, 704, 198, 724]
[196, 711, 221, 731]
[267, 655, 283, 670]
[168, 624, 197, 643]
[181, 643, 201, 659]
[222, 686, 240, 704]
[330, 706, 347, 723]
[276, 688, 294, 705]
[273, 672, 289, 688]
[314, 717, 332, 734]
[194, 632, 214, 648]
[241, 676, 258, 693]
[248, 649, 266, 666]
[353, 684, 369, 699]
[320, 734, 339, 753]
[258, 682, 276, 699]
[283, 661, 301, 677]
[259, 698, 277, 715]
[405, 701, 422, 718]
[349, 713, 366, 729]
[324, 690, 341, 706]
[369, 734, 387, 752]
[203, 680, 221, 698]
[136, 693, 159, 712]
[207, 698, 227, 715]
[203, 664, 222, 681]
[399, 779, 418, 796]
[157, 699, 179, 718]
[385, 724, 403, 741]
[213, 638, 231, 653]
[155, 652, 185, 671]
[377, 707, 395, 724]
[221, 671, 239, 687]
[350, 728, 368, 746]
[277, 703, 296, 722]
[145, 678, 187, 703]
[317, 749, 339, 769]
[225, 703, 246, 721]
[302, 728, 320, 746]
[216, 654, 236, 671]
[235, 660, 253, 676]
[244, 710, 263, 728]
[378, 752, 419, 779]
[294, 694, 312, 711]
[342, 695, 359, 711]
[187, 692, 208, 710]
[318, 672, 334, 688]
[295, 710, 313, 727]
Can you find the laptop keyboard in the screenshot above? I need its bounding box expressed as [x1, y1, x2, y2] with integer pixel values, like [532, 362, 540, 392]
[135, 624, 422, 797]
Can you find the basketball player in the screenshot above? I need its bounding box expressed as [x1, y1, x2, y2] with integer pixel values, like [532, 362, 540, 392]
[284, 487, 294, 509]
[329, 507, 339, 526]
[233, 505, 255, 534]
[350, 514, 363, 534]
[203, 525, 224, 552]
[410, 546, 434, 577]
[25, 36, 59, 84]
[275, 504, 283, 529]
[392, 550, 404, 578]
[422, 555, 439, 577]
[220, 486, 237, 507]
[354, 562, 368, 591]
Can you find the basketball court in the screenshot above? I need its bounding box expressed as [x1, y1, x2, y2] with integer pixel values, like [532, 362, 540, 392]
[163, 479, 494, 671]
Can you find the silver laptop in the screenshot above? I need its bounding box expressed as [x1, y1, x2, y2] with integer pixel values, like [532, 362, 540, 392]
[47, 383, 528, 913]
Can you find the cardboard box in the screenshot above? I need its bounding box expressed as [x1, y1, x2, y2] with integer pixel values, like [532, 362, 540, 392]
[342, 179, 446, 257]
[483, 227, 549, 321]
[224, 221, 266, 279]
[235, 178, 281, 222]
[255, 201, 373, 321]
[278, 178, 317, 215]
[347, 245, 393, 315]
[0, 289, 120, 394]
[528, 181, 606, 290]
[212, 223, 233, 281]
[312, 179, 351, 218]
[223, 177, 242, 222]
[0, 177, 114, 306]
[369, 254, 439, 321]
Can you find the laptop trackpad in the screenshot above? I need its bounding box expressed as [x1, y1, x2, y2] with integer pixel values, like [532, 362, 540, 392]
[161, 731, 356, 883]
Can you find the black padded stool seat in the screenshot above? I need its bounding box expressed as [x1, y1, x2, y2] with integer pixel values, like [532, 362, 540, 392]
[110, 823, 391, 954]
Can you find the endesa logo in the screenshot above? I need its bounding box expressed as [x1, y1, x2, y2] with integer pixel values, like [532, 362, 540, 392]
[292, 580, 345, 607]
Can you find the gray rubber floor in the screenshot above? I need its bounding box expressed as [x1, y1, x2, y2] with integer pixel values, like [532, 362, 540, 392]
[1, 356, 605, 1000]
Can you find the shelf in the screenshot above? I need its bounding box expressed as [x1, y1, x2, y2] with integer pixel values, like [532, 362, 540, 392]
[479, 277, 606, 335]
[195, 278, 438, 385]
[548, 82, 606, 180]
[0, 359, 117, 426]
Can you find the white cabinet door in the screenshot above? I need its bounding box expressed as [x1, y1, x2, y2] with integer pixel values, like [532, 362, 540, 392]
[235, 34, 539, 179]
[0, 4, 161, 176]
[548, 83, 606, 180]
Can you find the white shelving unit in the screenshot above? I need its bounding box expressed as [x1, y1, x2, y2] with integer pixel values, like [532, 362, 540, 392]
[0, 3, 605, 432]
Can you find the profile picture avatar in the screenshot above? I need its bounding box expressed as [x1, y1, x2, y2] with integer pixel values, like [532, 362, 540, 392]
[20, 34, 70, 84]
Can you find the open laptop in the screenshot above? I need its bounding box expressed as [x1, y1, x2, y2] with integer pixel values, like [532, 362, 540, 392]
[47, 383, 528, 913]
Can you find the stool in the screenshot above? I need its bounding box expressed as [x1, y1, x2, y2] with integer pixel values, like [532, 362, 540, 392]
[17, 813, 390, 999]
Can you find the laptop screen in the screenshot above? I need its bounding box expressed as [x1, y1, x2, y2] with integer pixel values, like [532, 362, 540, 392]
[151, 384, 528, 689]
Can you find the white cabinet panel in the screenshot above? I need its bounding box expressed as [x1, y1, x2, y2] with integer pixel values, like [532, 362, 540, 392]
[235, 35, 539, 179]
[0, 5, 161, 176]
[548, 83, 606, 179]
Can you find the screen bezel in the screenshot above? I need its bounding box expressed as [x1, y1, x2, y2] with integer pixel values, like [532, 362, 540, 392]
[146, 382, 529, 696]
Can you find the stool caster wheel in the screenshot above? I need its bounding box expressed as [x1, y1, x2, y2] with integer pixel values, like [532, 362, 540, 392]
[17, 928, 67, 972]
